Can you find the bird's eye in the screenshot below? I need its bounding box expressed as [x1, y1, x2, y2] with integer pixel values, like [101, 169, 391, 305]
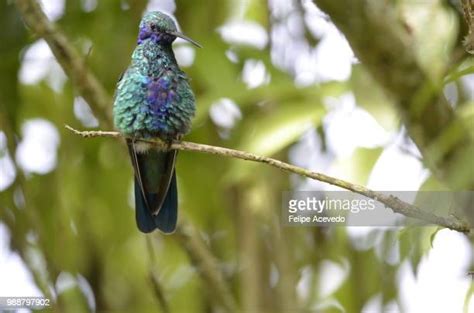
[150, 24, 157, 31]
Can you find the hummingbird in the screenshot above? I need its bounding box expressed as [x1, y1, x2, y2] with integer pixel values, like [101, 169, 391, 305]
[113, 11, 200, 233]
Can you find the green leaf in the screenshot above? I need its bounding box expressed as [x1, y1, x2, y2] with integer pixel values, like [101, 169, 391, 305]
[333, 147, 383, 186]
[351, 65, 399, 132]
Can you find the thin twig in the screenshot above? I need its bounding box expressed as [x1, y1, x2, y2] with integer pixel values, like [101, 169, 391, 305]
[146, 236, 170, 313]
[444, 65, 474, 84]
[65, 125, 471, 233]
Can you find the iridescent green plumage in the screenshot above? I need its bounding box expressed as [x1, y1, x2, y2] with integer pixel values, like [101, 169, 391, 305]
[114, 13, 195, 139]
[113, 11, 199, 233]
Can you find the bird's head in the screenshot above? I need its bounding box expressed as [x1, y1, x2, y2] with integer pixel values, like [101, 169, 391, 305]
[138, 11, 201, 48]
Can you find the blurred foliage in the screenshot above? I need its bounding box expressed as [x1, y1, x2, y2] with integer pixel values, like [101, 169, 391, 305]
[0, 0, 473, 312]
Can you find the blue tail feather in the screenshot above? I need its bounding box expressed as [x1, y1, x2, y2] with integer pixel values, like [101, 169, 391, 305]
[135, 179, 156, 233]
[135, 170, 178, 233]
[153, 171, 178, 233]
[127, 139, 178, 234]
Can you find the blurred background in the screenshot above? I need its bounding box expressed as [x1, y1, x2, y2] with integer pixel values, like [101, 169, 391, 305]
[1, 0, 473, 312]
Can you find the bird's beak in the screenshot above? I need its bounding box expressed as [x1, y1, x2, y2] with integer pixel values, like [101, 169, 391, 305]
[168, 31, 202, 48]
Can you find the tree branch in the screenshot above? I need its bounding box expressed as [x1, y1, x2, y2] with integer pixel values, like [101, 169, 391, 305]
[462, 0, 474, 54]
[314, 0, 474, 190]
[15, 0, 113, 128]
[66, 125, 471, 233]
[174, 224, 239, 312]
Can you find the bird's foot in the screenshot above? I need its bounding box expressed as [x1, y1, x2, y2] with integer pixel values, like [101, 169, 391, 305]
[163, 138, 174, 151]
